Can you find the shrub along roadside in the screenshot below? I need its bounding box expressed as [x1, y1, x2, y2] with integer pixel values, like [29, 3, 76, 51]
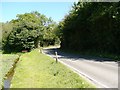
[10, 49, 95, 88]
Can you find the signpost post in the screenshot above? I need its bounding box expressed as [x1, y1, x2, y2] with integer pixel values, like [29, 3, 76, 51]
[55, 51, 58, 63]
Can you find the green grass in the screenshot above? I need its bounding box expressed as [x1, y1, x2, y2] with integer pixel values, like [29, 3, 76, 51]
[11, 49, 95, 88]
[0, 54, 19, 89]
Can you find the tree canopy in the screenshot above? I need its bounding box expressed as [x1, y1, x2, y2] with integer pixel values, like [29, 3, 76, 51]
[59, 2, 120, 55]
[2, 11, 59, 52]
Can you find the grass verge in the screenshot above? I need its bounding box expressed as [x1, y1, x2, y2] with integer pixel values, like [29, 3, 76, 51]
[10, 49, 95, 88]
[0, 54, 19, 89]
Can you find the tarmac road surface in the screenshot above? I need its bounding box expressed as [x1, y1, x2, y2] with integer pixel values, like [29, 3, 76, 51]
[43, 47, 118, 88]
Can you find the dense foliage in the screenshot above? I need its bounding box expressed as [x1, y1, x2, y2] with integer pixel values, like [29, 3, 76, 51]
[0, 23, 2, 50]
[2, 22, 13, 50]
[59, 2, 120, 56]
[2, 11, 59, 52]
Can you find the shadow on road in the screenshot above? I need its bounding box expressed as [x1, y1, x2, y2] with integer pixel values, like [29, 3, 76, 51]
[43, 48, 118, 63]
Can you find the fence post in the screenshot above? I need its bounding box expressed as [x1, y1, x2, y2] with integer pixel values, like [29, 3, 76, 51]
[55, 51, 58, 63]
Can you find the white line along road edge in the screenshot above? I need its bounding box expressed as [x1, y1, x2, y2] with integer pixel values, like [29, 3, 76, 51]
[42, 50, 109, 88]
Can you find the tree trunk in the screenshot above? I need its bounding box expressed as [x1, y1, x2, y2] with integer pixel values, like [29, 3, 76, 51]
[35, 36, 40, 48]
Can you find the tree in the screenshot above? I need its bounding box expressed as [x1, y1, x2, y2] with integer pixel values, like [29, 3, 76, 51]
[60, 1, 120, 55]
[2, 22, 13, 51]
[0, 22, 2, 50]
[5, 11, 58, 52]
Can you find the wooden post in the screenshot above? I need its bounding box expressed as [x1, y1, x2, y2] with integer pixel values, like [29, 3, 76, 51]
[55, 51, 58, 63]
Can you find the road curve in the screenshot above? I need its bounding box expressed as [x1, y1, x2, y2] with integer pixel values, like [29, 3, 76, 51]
[43, 47, 118, 88]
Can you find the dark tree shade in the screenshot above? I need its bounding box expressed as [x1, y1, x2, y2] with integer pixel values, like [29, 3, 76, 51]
[60, 2, 120, 55]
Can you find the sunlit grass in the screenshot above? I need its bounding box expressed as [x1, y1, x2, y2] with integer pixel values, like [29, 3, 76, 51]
[11, 49, 95, 88]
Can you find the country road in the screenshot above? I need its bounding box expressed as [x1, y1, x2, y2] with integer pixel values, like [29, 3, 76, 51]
[43, 47, 119, 88]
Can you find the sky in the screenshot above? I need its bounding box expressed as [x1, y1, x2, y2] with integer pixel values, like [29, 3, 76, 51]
[1, 2, 74, 23]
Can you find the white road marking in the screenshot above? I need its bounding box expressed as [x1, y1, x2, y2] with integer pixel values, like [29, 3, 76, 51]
[43, 51, 109, 88]
[58, 59, 110, 88]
